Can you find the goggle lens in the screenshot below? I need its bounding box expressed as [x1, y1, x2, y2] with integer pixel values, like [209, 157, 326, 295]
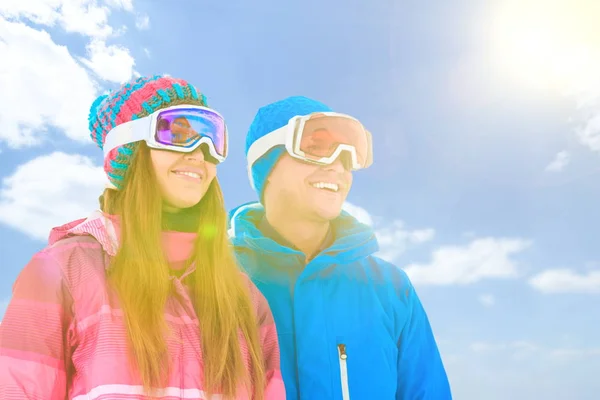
[298, 114, 369, 167]
[154, 107, 227, 157]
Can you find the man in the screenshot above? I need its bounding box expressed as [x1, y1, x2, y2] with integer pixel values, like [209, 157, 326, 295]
[229, 96, 451, 399]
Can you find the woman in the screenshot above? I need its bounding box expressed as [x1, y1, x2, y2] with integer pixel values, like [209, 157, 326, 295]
[0, 75, 284, 399]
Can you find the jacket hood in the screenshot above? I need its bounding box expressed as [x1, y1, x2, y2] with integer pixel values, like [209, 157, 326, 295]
[48, 210, 120, 256]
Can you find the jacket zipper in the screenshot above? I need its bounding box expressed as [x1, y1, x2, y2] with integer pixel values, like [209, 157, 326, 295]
[337, 343, 350, 400]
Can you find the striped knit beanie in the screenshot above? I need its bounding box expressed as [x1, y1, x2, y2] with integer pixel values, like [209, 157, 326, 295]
[88, 75, 207, 189]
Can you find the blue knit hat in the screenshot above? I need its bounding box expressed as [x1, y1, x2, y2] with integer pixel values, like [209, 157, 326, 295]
[245, 96, 333, 202]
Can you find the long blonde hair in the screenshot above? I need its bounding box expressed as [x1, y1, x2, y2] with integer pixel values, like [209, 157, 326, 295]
[102, 142, 265, 399]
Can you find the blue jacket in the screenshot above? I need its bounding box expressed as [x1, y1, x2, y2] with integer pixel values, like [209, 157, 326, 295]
[229, 202, 452, 400]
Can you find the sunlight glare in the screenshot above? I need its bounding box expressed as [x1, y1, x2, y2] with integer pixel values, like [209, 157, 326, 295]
[489, 0, 600, 96]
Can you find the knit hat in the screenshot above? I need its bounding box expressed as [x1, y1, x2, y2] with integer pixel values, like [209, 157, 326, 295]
[88, 74, 207, 189]
[245, 96, 333, 202]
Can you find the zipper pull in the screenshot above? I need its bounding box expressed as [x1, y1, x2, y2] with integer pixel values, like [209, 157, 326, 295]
[338, 343, 347, 360]
[337, 343, 351, 400]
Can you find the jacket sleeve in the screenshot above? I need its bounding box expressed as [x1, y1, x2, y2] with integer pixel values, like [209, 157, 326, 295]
[0, 250, 75, 399]
[396, 280, 452, 400]
[253, 285, 286, 400]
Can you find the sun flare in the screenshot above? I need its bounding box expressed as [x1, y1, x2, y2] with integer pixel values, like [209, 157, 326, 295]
[489, 0, 600, 95]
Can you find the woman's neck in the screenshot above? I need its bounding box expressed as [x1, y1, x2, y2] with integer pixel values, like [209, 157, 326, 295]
[162, 205, 200, 233]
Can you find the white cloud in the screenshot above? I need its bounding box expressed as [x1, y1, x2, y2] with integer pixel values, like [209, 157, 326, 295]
[0, 18, 98, 147]
[343, 203, 532, 286]
[342, 202, 374, 226]
[0, 0, 144, 147]
[80, 39, 136, 83]
[567, 33, 600, 156]
[375, 222, 435, 262]
[343, 202, 435, 262]
[135, 13, 149, 30]
[104, 0, 133, 11]
[53, 1, 113, 38]
[577, 113, 600, 153]
[404, 237, 532, 285]
[478, 293, 496, 307]
[0, 0, 63, 26]
[529, 268, 600, 294]
[545, 150, 571, 172]
[0, 0, 128, 39]
[0, 152, 107, 241]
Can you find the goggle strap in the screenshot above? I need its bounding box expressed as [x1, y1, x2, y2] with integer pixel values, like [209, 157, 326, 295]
[246, 125, 288, 170]
[103, 105, 227, 159]
[365, 130, 373, 167]
[103, 118, 150, 159]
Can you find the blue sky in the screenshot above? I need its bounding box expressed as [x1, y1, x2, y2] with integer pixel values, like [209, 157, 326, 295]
[1, 0, 599, 398]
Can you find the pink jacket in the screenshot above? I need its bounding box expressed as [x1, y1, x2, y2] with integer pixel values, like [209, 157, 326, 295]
[0, 212, 285, 399]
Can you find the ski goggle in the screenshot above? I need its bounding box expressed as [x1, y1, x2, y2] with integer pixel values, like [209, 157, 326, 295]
[247, 112, 373, 173]
[103, 105, 228, 163]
